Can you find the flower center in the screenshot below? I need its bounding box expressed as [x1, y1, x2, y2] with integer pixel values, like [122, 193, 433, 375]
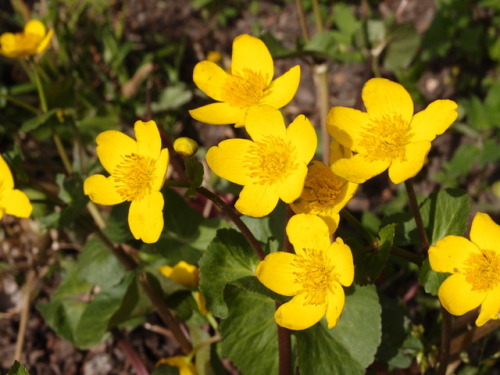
[358, 114, 411, 161]
[300, 169, 346, 212]
[244, 136, 298, 185]
[293, 249, 336, 305]
[464, 250, 500, 291]
[221, 68, 267, 108]
[113, 153, 156, 201]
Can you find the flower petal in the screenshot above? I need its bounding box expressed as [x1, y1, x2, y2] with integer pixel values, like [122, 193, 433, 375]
[0, 155, 14, 190]
[325, 282, 346, 328]
[286, 114, 317, 165]
[476, 286, 500, 326]
[286, 214, 330, 257]
[152, 148, 169, 191]
[470, 212, 500, 255]
[35, 28, 53, 54]
[24, 20, 46, 38]
[331, 154, 389, 184]
[206, 139, 253, 185]
[134, 120, 161, 160]
[96, 130, 137, 174]
[327, 238, 354, 287]
[278, 164, 308, 203]
[189, 102, 243, 125]
[275, 293, 326, 330]
[128, 191, 164, 243]
[256, 252, 301, 296]
[429, 235, 480, 273]
[193, 60, 229, 101]
[235, 183, 279, 217]
[1, 189, 32, 218]
[438, 274, 485, 316]
[362, 78, 414, 124]
[327, 106, 369, 151]
[244, 105, 286, 141]
[261, 65, 301, 108]
[410, 99, 458, 142]
[388, 141, 430, 184]
[84, 174, 125, 205]
[231, 34, 273, 86]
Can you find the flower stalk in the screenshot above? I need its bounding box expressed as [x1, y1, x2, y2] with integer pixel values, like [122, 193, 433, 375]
[404, 179, 429, 252]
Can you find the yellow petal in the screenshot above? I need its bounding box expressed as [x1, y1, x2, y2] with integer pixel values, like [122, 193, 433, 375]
[152, 148, 169, 191]
[1, 189, 32, 218]
[84, 174, 125, 205]
[438, 274, 485, 316]
[231, 34, 273, 86]
[331, 154, 389, 184]
[96, 130, 137, 174]
[362, 78, 414, 125]
[327, 238, 354, 287]
[388, 141, 430, 184]
[476, 286, 500, 326]
[327, 106, 369, 151]
[286, 114, 317, 165]
[429, 235, 480, 273]
[24, 20, 46, 38]
[0, 33, 16, 57]
[325, 282, 346, 328]
[261, 65, 301, 108]
[286, 214, 330, 257]
[244, 105, 286, 142]
[329, 140, 352, 165]
[235, 183, 279, 217]
[193, 60, 228, 101]
[128, 192, 164, 243]
[470, 212, 500, 255]
[275, 293, 326, 330]
[134, 120, 161, 160]
[159, 261, 199, 287]
[35, 28, 53, 54]
[256, 252, 302, 296]
[410, 99, 458, 142]
[278, 164, 308, 203]
[189, 102, 243, 125]
[0, 155, 14, 190]
[206, 139, 253, 185]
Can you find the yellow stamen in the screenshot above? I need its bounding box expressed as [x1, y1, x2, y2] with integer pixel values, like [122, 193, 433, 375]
[244, 136, 298, 185]
[300, 170, 346, 212]
[113, 153, 155, 201]
[221, 68, 267, 108]
[464, 250, 500, 291]
[359, 114, 411, 161]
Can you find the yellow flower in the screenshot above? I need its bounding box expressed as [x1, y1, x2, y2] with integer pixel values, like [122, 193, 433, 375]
[157, 356, 197, 375]
[174, 137, 199, 157]
[327, 78, 458, 184]
[189, 34, 300, 127]
[84, 120, 169, 243]
[0, 155, 32, 219]
[206, 105, 317, 217]
[256, 214, 354, 330]
[0, 20, 53, 59]
[290, 142, 358, 235]
[429, 212, 500, 326]
[159, 261, 200, 287]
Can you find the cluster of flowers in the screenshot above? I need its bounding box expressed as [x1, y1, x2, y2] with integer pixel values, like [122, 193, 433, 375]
[1, 21, 499, 334]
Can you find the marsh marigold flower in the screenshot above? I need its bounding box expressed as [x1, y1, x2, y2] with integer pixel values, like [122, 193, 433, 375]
[0, 20, 53, 59]
[159, 261, 200, 287]
[206, 105, 316, 217]
[157, 356, 197, 375]
[429, 212, 500, 326]
[291, 142, 358, 235]
[84, 120, 169, 243]
[189, 34, 300, 127]
[327, 78, 458, 184]
[0, 155, 32, 219]
[257, 214, 354, 330]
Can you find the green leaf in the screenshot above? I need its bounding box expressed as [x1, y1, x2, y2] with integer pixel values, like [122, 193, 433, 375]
[220, 286, 278, 375]
[199, 229, 260, 318]
[419, 258, 450, 295]
[7, 361, 31, 375]
[20, 109, 58, 133]
[241, 201, 285, 253]
[384, 22, 421, 72]
[296, 285, 382, 374]
[333, 3, 359, 35]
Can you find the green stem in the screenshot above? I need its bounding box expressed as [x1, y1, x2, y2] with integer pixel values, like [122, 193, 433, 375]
[404, 179, 429, 252]
[438, 307, 452, 375]
[340, 208, 376, 243]
[311, 0, 324, 33]
[0, 93, 40, 114]
[295, 0, 310, 41]
[32, 63, 48, 113]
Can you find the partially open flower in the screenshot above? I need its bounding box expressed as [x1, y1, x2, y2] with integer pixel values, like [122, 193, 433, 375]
[0, 20, 53, 59]
[174, 137, 199, 157]
[159, 261, 200, 287]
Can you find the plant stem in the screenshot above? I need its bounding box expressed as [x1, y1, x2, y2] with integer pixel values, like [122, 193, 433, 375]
[0, 93, 40, 114]
[276, 302, 292, 375]
[32, 63, 48, 113]
[438, 307, 452, 375]
[295, 0, 309, 41]
[340, 208, 376, 243]
[197, 186, 266, 260]
[404, 179, 429, 252]
[112, 328, 150, 375]
[311, 0, 324, 33]
[14, 269, 36, 363]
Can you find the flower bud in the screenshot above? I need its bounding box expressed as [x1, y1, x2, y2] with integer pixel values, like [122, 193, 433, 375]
[174, 137, 199, 157]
